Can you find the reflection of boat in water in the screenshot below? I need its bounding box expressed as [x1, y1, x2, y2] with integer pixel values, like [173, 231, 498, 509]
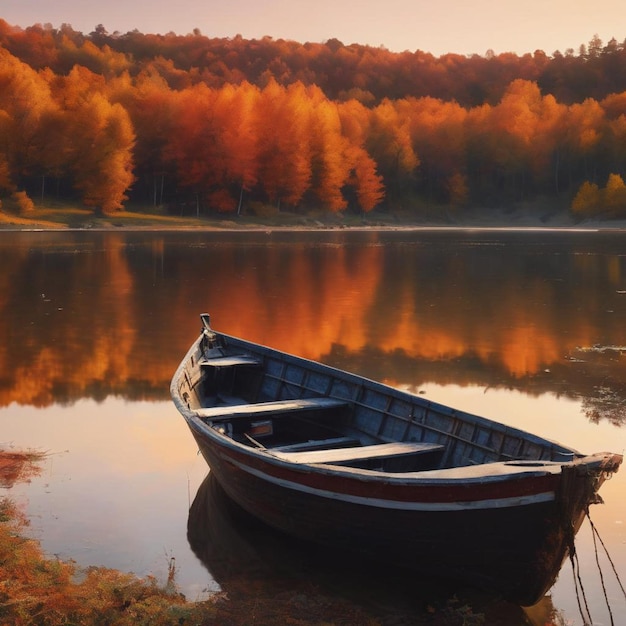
[187, 472, 545, 624]
[172, 314, 623, 606]
[187, 472, 250, 583]
[187, 471, 361, 587]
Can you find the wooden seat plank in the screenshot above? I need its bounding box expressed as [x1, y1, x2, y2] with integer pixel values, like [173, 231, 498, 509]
[271, 436, 360, 453]
[272, 441, 444, 465]
[200, 355, 262, 367]
[194, 397, 347, 420]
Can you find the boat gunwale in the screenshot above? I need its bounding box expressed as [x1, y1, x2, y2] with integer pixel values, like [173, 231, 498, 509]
[182, 411, 619, 486]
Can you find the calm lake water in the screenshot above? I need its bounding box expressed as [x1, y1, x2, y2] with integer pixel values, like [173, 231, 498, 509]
[1, 229, 625, 625]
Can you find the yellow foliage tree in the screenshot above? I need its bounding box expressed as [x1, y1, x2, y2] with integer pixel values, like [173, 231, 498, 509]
[566, 99, 605, 157]
[603, 173, 626, 217]
[571, 181, 601, 216]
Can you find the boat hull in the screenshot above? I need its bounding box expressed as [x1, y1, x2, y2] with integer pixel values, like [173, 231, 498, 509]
[188, 424, 592, 606]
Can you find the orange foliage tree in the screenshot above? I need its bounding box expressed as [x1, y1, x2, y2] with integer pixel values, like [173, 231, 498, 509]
[563, 98, 605, 181]
[110, 69, 178, 206]
[164, 82, 260, 213]
[349, 148, 385, 211]
[255, 80, 314, 209]
[309, 93, 352, 212]
[337, 99, 384, 211]
[366, 99, 419, 199]
[213, 82, 260, 212]
[69, 92, 136, 213]
[0, 48, 56, 197]
[397, 96, 468, 203]
[5, 23, 626, 217]
[163, 84, 219, 212]
[600, 96, 626, 177]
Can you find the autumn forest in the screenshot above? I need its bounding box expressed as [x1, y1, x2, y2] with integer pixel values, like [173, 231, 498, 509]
[3, 21, 626, 218]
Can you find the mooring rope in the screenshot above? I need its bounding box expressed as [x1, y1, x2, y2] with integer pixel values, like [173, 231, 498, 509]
[570, 544, 592, 625]
[590, 516, 614, 626]
[587, 510, 626, 626]
[572, 510, 626, 626]
[587, 512, 626, 600]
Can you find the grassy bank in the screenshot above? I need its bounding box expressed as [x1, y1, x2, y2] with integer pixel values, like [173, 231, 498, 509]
[3, 198, 619, 232]
[0, 450, 198, 625]
[0, 199, 395, 231]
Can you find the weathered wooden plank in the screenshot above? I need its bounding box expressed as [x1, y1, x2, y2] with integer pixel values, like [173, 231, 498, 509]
[272, 441, 445, 465]
[194, 397, 348, 420]
[271, 436, 360, 453]
[199, 355, 262, 368]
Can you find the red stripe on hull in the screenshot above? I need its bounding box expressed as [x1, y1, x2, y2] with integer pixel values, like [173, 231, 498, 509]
[211, 437, 560, 505]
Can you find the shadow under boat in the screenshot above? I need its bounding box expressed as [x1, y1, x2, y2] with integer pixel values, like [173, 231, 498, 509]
[187, 472, 559, 625]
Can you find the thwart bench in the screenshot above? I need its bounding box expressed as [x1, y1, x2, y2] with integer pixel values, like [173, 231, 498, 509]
[199, 355, 262, 368]
[270, 441, 445, 466]
[193, 396, 445, 470]
[193, 397, 347, 420]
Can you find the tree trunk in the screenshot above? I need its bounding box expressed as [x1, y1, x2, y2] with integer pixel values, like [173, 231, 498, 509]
[237, 184, 244, 215]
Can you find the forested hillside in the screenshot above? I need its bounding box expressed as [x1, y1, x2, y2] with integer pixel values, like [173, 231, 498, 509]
[2, 20, 626, 218]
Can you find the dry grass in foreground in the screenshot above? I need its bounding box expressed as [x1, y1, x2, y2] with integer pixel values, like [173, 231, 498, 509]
[0, 448, 201, 625]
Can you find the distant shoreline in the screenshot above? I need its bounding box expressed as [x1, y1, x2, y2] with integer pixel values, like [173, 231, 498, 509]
[3, 224, 626, 234]
[2, 205, 626, 233]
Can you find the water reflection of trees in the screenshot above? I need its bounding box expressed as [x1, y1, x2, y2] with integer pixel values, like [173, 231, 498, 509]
[1, 231, 625, 427]
[582, 388, 626, 427]
[325, 345, 626, 427]
[569, 347, 626, 426]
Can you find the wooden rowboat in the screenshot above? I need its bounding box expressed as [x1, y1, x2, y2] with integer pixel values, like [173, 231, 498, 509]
[171, 314, 622, 606]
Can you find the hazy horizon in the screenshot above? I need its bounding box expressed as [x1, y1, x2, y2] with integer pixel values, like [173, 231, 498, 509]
[3, 0, 625, 57]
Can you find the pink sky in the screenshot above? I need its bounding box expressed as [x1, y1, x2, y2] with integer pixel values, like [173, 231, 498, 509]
[3, 0, 625, 56]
